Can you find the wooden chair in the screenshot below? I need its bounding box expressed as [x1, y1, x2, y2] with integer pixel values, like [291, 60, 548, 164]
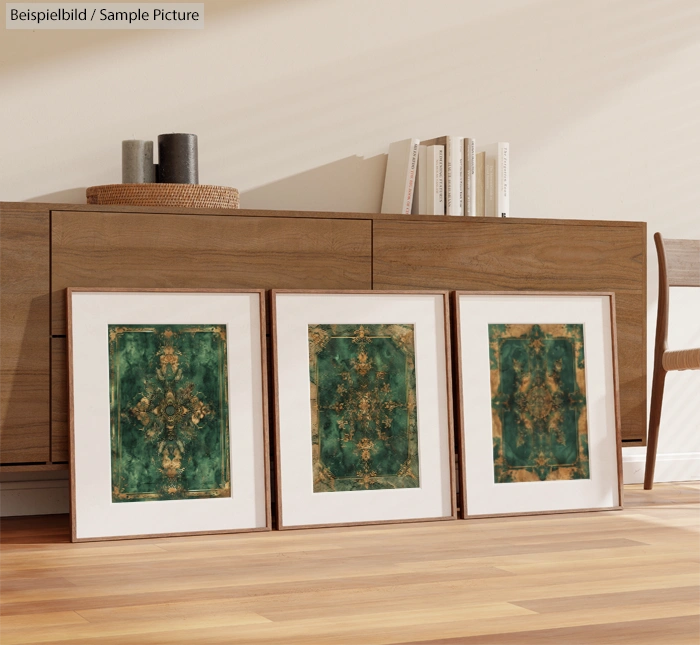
[644, 233, 700, 489]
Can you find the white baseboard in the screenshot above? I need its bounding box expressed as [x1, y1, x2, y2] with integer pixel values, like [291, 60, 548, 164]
[0, 479, 69, 517]
[623, 451, 700, 485]
[2, 453, 699, 517]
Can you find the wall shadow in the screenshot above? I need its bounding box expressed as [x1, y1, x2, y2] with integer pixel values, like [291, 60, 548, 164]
[241, 154, 387, 213]
[1, 0, 296, 76]
[27, 188, 88, 204]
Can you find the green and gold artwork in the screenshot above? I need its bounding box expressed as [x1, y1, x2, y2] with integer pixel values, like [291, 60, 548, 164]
[109, 324, 230, 502]
[308, 324, 419, 492]
[489, 324, 589, 483]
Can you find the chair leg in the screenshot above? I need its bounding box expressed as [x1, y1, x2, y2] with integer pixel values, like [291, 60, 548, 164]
[644, 367, 667, 490]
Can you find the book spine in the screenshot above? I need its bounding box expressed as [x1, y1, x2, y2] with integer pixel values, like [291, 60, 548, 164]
[381, 138, 420, 214]
[464, 138, 476, 217]
[423, 146, 432, 215]
[497, 142, 509, 218]
[426, 145, 444, 215]
[446, 136, 464, 216]
[458, 140, 464, 216]
[435, 145, 445, 215]
[415, 145, 427, 215]
[484, 157, 496, 218]
[475, 151, 485, 217]
[403, 140, 420, 214]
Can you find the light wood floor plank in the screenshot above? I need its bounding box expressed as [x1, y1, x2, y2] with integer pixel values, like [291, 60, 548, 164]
[1, 482, 698, 644]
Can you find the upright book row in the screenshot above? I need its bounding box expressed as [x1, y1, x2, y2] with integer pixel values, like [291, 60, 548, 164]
[380, 137, 509, 218]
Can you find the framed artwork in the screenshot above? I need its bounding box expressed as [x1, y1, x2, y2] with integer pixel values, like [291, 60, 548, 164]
[454, 291, 623, 518]
[272, 290, 456, 529]
[68, 288, 270, 541]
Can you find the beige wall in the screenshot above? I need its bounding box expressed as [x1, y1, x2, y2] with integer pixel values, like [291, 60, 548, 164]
[1, 0, 698, 492]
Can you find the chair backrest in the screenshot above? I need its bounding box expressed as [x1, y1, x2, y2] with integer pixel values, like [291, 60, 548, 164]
[661, 236, 700, 287]
[654, 233, 700, 353]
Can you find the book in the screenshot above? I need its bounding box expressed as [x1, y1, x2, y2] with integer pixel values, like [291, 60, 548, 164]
[449, 136, 464, 216]
[463, 138, 476, 217]
[427, 145, 445, 215]
[497, 142, 510, 218]
[478, 142, 509, 218]
[381, 138, 420, 214]
[475, 151, 485, 217]
[484, 155, 496, 218]
[411, 145, 428, 215]
[421, 136, 463, 216]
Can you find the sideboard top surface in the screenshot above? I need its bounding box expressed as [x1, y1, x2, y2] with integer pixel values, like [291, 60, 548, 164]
[0, 201, 646, 229]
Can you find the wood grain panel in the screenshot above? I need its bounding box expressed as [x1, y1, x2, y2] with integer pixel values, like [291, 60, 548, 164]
[0, 202, 59, 214]
[663, 238, 700, 287]
[373, 220, 646, 443]
[613, 290, 647, 443]
[0, 206, 50, 463]
[51, 211, 372, 334]
[0, 483, 697, 644]
[373, 220, 645, 291]
[51, 338, 68, 463]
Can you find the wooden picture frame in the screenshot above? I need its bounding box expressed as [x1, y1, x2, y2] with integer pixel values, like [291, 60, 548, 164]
[453, 291, 623, 519]
[271, 290, 457, 529]
[68, 288, 271, 541]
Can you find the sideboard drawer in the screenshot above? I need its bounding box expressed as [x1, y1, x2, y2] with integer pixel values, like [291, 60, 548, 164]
[51, 211, 373, 335]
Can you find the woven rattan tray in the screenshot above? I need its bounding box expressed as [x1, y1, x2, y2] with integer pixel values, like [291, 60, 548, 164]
[86, 184, 239, 209]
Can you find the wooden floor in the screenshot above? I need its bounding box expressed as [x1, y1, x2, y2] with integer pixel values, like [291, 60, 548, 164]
[1, 483, 699, 645]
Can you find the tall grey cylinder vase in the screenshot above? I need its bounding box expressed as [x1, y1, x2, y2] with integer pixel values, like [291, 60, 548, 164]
[157, 133, 199, 184]
[122, 140, 156, 183]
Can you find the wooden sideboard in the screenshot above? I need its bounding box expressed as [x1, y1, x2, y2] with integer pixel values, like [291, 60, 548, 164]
[0, 202, 647, 470]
